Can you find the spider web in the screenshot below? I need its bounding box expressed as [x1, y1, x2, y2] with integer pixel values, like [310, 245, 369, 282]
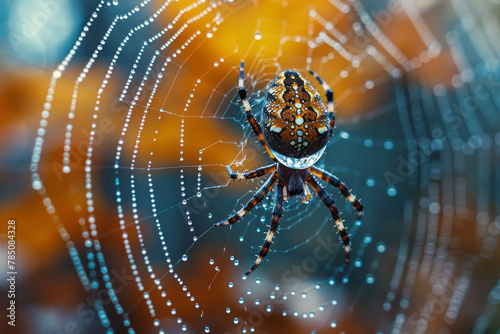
[29, 0, 500, 333]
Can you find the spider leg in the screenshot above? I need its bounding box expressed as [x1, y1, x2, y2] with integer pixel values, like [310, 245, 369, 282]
[308, 69, 335, 134]
[215, 172, 279, 227]
[306, 174, 350, 263]
[238, 62, 278, 162]
[302, 183, 312, 203]
[309, 166, 363, 218]
[246, 181, 284, 275]
[227, 163, 277, 180]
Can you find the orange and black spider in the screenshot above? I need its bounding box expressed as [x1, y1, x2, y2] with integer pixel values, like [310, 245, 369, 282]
[216, 62, 363, 275]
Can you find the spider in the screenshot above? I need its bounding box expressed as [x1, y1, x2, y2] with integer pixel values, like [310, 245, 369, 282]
[215, 62, 363, 275]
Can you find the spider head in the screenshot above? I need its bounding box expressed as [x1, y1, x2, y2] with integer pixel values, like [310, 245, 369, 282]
[262, 70, 331, 169]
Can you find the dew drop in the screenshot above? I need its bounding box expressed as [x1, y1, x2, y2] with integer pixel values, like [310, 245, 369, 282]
[377, 242, 386, 253]
[182, 254, 188, 261]
[254, 31, 262, 40]
[387, 186, 397, 197]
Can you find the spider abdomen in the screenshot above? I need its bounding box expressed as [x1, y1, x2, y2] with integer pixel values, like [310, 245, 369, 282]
[262, 70, 330, 161]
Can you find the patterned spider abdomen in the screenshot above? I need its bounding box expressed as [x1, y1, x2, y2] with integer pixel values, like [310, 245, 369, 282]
[262, 70, 331, 169]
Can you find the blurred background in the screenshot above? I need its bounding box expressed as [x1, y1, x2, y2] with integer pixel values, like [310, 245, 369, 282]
[1, 0, 500, 333]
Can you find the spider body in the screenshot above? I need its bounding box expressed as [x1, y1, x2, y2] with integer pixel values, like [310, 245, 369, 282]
[216, 62, 363, 275]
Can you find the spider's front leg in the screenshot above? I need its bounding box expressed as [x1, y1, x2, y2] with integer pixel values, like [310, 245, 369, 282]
[215, 172, 279, 227]
[237, 62, 278, 162]
[309, 166, 363, 218]
[306, 174, 351, 263]
[246, 181, 284, 275]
